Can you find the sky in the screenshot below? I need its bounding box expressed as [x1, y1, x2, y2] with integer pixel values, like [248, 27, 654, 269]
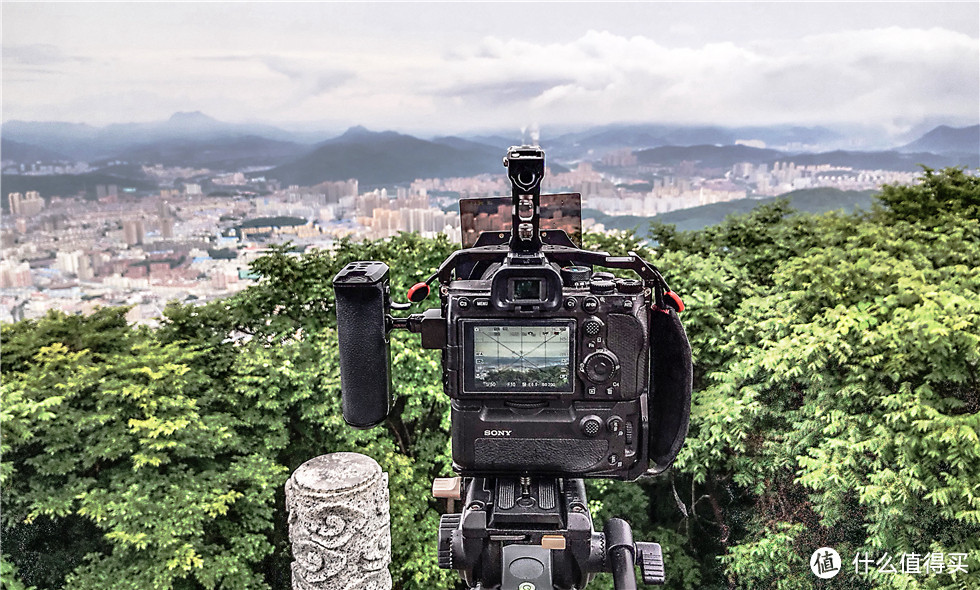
[2, 2, 978, 137]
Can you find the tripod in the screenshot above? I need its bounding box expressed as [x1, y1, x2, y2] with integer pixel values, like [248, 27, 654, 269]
[434, 476, 665, 590]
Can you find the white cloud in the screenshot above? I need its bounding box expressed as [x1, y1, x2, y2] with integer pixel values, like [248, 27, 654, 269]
[405, 27, 978, 132]
[2, 18, 976, 136]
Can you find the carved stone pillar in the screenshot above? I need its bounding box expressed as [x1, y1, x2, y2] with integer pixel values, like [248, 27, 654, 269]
[286, 453, 392, 590]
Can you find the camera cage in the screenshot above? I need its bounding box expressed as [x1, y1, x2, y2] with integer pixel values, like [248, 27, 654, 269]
[332, 146, 694, 589]
[409, 147, 691, 475]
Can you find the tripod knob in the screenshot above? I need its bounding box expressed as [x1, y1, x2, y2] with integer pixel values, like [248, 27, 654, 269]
[437, 513, 461, 569]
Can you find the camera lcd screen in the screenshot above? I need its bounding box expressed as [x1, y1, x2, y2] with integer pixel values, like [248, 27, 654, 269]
[463, 322, 574, 393]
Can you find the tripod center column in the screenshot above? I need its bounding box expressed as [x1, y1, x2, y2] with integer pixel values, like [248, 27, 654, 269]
[286, 452, 392, 590]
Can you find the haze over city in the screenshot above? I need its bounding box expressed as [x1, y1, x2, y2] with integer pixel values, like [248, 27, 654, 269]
[3, 2, 978, 139]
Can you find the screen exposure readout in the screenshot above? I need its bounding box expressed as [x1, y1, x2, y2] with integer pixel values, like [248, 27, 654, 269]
[471, 325, 571, 390]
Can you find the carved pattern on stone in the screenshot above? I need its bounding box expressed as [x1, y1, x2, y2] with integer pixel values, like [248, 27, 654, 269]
[286, 453, 392, 590]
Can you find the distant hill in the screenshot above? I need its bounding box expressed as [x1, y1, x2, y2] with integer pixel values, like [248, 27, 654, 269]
[632, 143, 977, 173]
[0, 171, 158, 210]
[267, 127, 505, 187]
[540, 123, 845, 160]
[898, 125, 979, 155]
[773, 150, 979, 171]
[116, 135, 308, 169]
[585, 187, 876, 235]
[635, 144, 784, 168]
[1, 112, 319, 161]
[458, 134, 525, 150]
[1, 138, 72, 164]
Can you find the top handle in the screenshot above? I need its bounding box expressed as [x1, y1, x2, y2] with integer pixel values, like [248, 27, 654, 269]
[504, 145, 545, 253]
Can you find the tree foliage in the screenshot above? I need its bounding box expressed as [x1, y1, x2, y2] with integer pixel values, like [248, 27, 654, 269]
[2, 169, 978, 589]
[653, 167, 980, 589]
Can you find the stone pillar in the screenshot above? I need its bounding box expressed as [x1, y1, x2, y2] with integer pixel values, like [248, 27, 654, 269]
[286, 453, 392, 590]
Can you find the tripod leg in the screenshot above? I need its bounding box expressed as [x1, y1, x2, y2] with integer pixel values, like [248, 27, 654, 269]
[605, 518, 637, 590]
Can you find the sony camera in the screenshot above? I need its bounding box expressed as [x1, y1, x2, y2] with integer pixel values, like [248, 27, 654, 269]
[333, 146, 692, 480]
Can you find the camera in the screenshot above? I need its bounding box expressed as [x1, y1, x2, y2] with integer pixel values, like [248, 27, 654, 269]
[333, 146, 692, 589]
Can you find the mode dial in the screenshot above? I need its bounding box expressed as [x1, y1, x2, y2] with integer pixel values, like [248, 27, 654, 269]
[561, 265, 592, 287]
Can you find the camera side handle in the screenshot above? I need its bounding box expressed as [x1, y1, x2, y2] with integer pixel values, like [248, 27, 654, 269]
[332, 261, 394, 429]
[646, 307, 693, 473]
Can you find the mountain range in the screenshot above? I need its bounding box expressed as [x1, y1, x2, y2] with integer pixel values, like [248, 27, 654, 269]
[1, 112, 318, 163]
[586, 187, 878, 235]
[898, 125, 979, 155]
[2, 113, 977, 189]
[265, 127, 506, 186]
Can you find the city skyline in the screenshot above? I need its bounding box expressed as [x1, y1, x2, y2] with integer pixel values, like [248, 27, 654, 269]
[2, 2, 978, 137]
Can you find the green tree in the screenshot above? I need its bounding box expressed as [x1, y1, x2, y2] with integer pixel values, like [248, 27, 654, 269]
[655, 168, 980, 589]
[4, 170, 978, 590]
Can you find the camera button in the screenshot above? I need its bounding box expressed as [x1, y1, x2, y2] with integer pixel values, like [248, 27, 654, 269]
[474, 298, 490, 308]
[564, 297, 577, 309]
[458, 297, 470, 308]
[583, 297, 599, 312]
[581, 416, 602, 437]
[607, 416, 623, 433]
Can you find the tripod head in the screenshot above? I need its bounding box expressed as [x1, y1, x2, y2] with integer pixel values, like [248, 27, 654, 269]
[433, 476, 665, 589]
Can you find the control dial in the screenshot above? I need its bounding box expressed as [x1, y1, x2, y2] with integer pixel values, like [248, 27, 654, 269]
[615, 278, 643, 294]
[589, 279, 615, 294]
[581, 350, 620, 383]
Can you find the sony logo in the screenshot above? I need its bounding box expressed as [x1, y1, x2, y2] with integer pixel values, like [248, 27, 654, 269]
[483, 429, 512, 437]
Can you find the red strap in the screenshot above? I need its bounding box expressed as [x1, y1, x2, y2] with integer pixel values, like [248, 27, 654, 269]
[665, 291, 685, 312]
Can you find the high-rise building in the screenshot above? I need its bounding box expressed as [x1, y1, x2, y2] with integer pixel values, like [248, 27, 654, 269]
[97, 184, 118, 203]
[54, 250, 94, 280]
[123, 219, 145, 246]
[159, 216, 175, 239]
[8, 191, 44, 216]
[0, 260, 32, 288]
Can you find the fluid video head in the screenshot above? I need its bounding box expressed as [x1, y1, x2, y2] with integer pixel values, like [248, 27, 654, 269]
[332, 146, 693, 588]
